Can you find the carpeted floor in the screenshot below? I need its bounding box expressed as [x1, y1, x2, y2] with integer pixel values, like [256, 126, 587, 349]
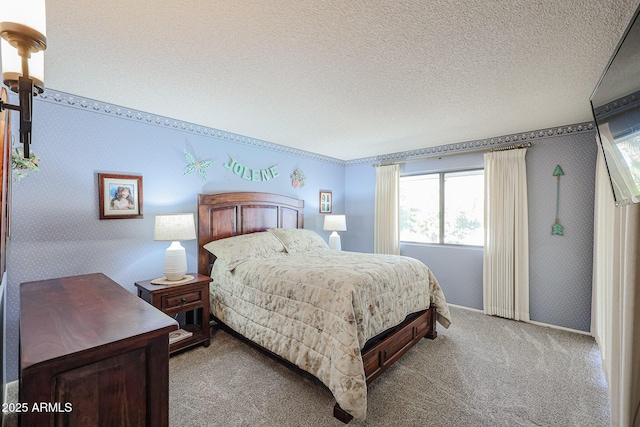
[169, 306, 610, 426]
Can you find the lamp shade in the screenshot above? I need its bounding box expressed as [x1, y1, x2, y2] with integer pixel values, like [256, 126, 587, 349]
[323, 214, 347, 232]
[1, 38, 44, 93]
[0, 0, 47, 44]
[154, 213, 196, 242]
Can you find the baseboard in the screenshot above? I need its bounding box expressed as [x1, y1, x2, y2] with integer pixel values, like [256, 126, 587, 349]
[448, 303, 592, 336]
[448, 303, 483, 313]
[525, 320, 592, 336]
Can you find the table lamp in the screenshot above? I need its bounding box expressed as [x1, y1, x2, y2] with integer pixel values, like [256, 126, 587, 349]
[323, 214, 346, 250]
[154, 213, 196, 281]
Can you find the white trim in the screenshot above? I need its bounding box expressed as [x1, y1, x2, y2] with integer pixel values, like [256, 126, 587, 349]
[448, 303, 593, 336]
[448, 303, 483, 313]
[525, 319, 592, 336]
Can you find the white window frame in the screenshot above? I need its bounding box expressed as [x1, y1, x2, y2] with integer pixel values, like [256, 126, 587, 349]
[400, 168, 484, 247]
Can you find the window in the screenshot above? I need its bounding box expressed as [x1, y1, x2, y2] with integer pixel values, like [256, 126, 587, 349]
[400, 169, 484, 246]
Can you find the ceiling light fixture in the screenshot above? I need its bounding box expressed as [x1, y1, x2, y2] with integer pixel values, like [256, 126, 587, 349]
[0, 0, 47, 159]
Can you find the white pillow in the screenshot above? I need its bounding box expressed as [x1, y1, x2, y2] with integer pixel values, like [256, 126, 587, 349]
[267, 228, 329, 253]
[203, 231, 285, 270]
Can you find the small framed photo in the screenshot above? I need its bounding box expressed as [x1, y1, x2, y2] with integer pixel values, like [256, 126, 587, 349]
[319, 190, 332, 213]
[98, 173, 143, 219]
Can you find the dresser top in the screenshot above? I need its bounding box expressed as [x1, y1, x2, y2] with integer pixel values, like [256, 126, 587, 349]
[20, 273, 178, 369]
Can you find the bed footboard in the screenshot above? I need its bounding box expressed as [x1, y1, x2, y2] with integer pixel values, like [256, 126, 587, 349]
[362, 303, 437, 384]
[334, 303, 438, 423]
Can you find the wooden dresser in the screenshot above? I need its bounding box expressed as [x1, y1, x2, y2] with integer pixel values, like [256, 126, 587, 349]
[19, 273, 178, 427]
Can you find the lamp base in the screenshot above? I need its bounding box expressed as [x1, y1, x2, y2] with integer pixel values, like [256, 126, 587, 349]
[151, 275, 194, 286]
[163, 241, 187, 281]
[328, 231, 342, 251]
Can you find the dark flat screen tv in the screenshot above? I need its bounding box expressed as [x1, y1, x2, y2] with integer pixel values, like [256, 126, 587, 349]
[590, 4, 640, 206]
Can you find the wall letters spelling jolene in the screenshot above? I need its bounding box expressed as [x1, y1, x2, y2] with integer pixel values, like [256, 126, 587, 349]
[223, 156, 279, 182]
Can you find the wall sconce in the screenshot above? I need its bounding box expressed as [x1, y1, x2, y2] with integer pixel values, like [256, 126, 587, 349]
[0, 0, 47, 159]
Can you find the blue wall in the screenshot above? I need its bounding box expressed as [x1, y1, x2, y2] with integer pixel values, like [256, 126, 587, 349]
[526, 131, 597, 330]
[345, 129, 597, 332]
[4, 89, 599, 382]
[4, 91, 345, 381]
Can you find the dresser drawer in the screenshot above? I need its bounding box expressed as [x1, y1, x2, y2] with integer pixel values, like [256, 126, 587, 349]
[162, 290, 202, 310]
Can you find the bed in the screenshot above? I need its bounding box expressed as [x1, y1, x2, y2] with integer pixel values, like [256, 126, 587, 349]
[197, 192, 451, 423]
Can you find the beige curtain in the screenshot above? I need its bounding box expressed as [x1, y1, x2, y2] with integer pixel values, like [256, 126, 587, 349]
[483, 149, 529, 321]
[374, 164, 400, 255]
[591, 144, 640, 427]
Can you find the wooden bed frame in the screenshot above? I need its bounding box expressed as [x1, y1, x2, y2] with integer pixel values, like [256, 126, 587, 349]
[197, 192, 438, 423]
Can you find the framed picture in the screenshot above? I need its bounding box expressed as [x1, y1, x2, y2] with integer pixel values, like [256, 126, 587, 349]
[98, 173, 143, 219]
[319, 190, 332, 213]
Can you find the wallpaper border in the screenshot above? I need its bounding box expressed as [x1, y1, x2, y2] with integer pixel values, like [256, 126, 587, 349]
[36, 90, 347, 166]
[592, 89, 640, 120]
[35, 90, 595, 167]
[348, 122, 596, 166]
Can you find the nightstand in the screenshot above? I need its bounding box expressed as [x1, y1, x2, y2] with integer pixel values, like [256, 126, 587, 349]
[135, 273, 212, 354]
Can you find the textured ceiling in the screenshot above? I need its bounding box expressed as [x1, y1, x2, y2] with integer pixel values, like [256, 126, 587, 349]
[39, 0, 640, 160]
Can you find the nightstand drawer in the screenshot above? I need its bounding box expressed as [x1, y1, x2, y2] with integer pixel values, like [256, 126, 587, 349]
[162, 290, 202, 310]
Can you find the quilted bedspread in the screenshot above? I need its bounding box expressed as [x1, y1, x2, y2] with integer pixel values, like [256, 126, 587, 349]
[209, 250, 451, 421]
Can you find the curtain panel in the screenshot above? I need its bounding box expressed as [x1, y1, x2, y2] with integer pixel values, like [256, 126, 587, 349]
[483, 149, 530, 321]
[591, 144, 640, 427]
[374, 164, 400, 255]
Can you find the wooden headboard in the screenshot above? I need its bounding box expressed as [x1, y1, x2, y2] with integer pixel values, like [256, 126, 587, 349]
[197, 192, 304, 276]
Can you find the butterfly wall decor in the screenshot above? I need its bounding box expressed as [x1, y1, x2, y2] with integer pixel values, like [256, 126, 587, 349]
[184, 149, 213, 181]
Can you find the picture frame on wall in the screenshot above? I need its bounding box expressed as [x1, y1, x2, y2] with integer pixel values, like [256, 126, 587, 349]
[319, 190, 332, 213]
[98, 173, 143, 219]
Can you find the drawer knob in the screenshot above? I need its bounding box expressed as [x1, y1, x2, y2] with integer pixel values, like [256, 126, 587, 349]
[181, 297, 187, 303]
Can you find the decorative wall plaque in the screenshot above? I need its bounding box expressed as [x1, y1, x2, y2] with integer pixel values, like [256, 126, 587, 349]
[552, 165, 565, 236]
